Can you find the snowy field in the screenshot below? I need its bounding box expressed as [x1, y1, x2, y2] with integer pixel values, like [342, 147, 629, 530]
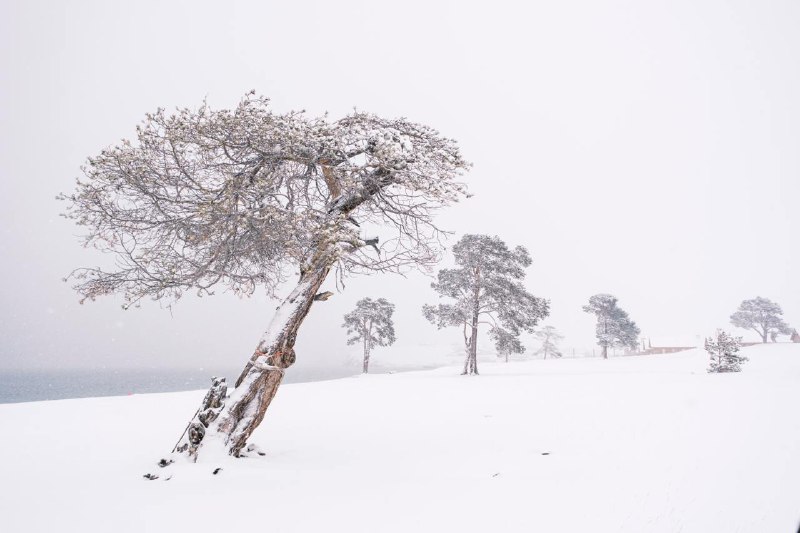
[1, 344, 798, 532]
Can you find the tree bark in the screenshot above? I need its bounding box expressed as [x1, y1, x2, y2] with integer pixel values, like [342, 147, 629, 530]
[170, 165, 380, 460]
[461, 326, 480, 375]
[467, 267, 481, 375]
[173, 238, 336, 459]
[362, 335, 370, 374]
[462, 335, 471, 374]
[601, 345, 608, 359]
[467, 325, 479, 374]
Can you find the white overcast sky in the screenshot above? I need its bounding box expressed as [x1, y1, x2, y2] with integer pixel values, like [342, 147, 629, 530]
[1, 0, 799, 372]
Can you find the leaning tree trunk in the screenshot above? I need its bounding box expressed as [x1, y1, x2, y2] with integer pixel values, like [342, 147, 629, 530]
[172, 237, 338, 460]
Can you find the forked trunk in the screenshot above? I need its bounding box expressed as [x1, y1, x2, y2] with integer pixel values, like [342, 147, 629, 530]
[462, 325, 479, 375]
[461, 267, 481, 375]
[470, 325, 479, 374]
[462, 326, 480, 375]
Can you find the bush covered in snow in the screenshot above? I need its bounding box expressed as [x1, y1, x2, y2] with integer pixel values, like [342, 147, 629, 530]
[705, 330, 747, 373]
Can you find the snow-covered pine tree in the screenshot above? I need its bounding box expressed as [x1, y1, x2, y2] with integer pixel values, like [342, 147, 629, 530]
[343, 298, 396, 373]
[582, 294, 640, 359]
[730, 297, 792, 343]
[535, 325, 563, 359]
[60, 93, 470, 460]
[492, 328, 525, 363]
[706, 330, 747, 373]
[422, 234, 549, 375]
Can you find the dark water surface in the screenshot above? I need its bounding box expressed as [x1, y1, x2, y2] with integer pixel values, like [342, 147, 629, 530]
[0, 366, 360, 404]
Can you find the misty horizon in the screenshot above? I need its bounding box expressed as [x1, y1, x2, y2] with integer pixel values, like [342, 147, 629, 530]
[2, 0, 799, 374]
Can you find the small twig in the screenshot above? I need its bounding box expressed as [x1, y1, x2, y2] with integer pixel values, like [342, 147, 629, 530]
[171, 405, 202, 453]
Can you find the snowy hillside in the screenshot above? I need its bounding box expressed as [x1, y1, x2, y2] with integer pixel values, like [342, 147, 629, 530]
[1, 344, 799, 532]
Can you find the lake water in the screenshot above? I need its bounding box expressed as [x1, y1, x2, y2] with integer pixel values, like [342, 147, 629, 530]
[0, 366, 360, 404]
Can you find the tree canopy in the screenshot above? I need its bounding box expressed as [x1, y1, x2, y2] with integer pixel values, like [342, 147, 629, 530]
[60, 92, 470, 308]
[62, 93, 471, 459]
[706, 330, 747, 373]
[535, 325, 564, 359]
[423, 234, 549, 374]
[343, 298, 397, 347]
[343, 297, 397, 373]
[730, 297, 791, 343]
[582, 294, 640, 358]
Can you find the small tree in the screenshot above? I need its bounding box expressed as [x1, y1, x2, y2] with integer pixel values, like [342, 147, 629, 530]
[706, 330, 746, 373]
[730, 297, 792, 343]
[582, 294, 640, 359]
[422, 234, 549, 375]
[492, 328, 525, 363]
[535, 325, 563, 359]
[343, 298, 396, 373]
[60, 93, 469, 460]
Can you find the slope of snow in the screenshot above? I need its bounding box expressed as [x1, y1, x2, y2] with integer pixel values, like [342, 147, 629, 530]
[1, 344, 798, 532]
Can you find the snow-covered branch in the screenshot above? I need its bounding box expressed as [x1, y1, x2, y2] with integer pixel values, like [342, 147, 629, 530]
[60, 92, 470, 307]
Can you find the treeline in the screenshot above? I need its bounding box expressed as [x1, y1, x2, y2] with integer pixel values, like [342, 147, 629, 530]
[347, 234, 794, 376]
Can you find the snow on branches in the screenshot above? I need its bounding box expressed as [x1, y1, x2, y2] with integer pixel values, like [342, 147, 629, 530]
[62, 93, 471, 459]
[582, 294, 640, 359]
[423, 234, 549, 374]
[535, 325, 563, 359]
[730, 297, 792, 343]
[705, 330, 747, 373]
[342, 298, 397, 373]
[60, 92, 470, 308]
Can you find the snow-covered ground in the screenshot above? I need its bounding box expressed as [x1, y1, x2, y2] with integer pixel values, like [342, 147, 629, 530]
[1, 344, 798, 532]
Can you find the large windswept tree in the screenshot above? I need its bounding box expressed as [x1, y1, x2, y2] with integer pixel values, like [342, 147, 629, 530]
[582, 294, 640, 359]
[343, 297, 396, 373]
[730, 297, 791, 343]
[422, 234, 549, 375]
[60, 93, 469, 460]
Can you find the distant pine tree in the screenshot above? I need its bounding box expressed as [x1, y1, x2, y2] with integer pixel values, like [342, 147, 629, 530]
[706, 331, 747, 373]
[582, 294, 640, 359]
[343, 298, 396, 374]
[535, 326, 564, 359]
[729, 297, 792, 343]
[422, 234, 549, 375]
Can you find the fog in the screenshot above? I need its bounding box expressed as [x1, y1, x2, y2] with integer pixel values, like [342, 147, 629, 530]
[1, 0, 799, 375]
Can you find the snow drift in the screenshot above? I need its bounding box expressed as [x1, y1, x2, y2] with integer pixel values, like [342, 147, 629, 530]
[1, 343, 798, 532]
